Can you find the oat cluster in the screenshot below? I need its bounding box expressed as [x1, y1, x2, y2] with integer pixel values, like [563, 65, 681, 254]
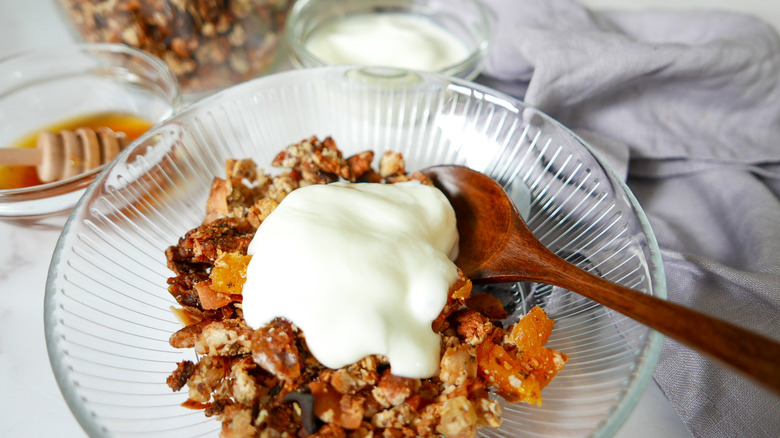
[165, 136, 567, 437]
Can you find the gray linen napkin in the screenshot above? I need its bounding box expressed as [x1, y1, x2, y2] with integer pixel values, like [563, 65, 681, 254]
[476, 0, 780, 437]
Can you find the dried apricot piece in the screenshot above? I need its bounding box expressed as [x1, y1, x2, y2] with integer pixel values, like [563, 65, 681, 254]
[508, 306, 554, 350]
[476, 340, 542, 405]
[516, 346, 568, 389]
[432, 271, 472, 333]
[209, 251, 251, 295]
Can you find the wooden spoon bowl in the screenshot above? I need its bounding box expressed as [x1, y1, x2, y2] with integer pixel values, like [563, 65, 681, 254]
[423, 164, 780, 395]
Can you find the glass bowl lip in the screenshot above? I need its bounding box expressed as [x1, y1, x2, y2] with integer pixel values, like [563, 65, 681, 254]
[45, 65, 666, 438]
[0, 42, 181, 218]
[285, 0, 492, 80]
[0, 166, 100, 198]
[0, 41, 174, 70]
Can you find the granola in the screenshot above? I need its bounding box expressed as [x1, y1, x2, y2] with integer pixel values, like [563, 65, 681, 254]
[165, 136, 568, 437]
[60, 0, 292, 94]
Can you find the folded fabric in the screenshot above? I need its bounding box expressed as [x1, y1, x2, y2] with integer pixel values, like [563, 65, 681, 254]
[476, 0, 780, 437]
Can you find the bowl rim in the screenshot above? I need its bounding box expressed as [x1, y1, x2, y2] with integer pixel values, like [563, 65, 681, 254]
[45, 65, 666, 438]
[285, 0, 492, 80]
[0, 42, 181, 219]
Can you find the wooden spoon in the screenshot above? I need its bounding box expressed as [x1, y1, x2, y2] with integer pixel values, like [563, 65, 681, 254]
[423, 164, 780, 395]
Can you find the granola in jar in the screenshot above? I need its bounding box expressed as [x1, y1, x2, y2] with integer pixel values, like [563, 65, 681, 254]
[59, 0, 292, 94]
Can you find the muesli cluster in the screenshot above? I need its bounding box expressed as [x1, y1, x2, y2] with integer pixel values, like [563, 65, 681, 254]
[165, 136, 568, 437]
[60, 0, 292, 93]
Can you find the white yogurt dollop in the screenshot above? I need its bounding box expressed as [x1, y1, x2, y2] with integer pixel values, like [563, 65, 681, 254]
[242, 181, 460, 378]
[304, 13, 471, 72]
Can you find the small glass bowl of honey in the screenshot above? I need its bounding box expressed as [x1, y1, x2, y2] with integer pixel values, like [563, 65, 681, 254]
[0, 43, 181, 224]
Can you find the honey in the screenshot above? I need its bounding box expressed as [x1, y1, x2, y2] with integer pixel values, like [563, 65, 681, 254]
[0, 112, 152, 190]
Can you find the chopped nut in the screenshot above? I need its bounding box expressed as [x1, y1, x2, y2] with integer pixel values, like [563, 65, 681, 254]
[195, 319, 254, 356]
[436, 396, 477, 438]
[230, 357, 259, 405]
[475, 398, 502, 428]
[246, 198, 279, 228]
[186, 355, 231, 402]
[453, 309, 494, 346]
[371, 404, 416, 429]
[439, 345, 477, 386]
[251, 318, 301, 381]
[345, 151, 375, 182]
[331, 356, 379, 395]
[167, 360, 195, 392]
[372, 370, 420, 408]
[379, 151, 405, 178]
[221, 403, 257, 438]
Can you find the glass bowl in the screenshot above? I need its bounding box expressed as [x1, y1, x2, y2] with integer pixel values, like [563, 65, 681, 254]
[286, 0, 490, 80]
[0, 43, 180, 225]
[58, 0, 294, 96]
[45, 66, 665, 437]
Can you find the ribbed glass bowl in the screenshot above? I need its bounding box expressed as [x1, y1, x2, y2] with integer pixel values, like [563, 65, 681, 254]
[45, 66, 665, 438]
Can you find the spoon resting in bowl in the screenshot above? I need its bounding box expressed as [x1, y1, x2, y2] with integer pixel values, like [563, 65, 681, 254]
[423, 164, 780, 396]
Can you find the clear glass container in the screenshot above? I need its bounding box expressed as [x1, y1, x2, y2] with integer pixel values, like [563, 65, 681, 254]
[46, 66, 664, 437]
[286, 0, 490, 80]
[0, 43, 180, 225]
[58, 0, 293, 96]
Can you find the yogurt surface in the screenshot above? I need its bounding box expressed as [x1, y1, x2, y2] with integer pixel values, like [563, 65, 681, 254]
[304, 13, 471, 72]
[241, 181, 460, 378]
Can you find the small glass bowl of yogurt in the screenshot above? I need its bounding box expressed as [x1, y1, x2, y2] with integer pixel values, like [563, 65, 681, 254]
[285, 0, 491, 80]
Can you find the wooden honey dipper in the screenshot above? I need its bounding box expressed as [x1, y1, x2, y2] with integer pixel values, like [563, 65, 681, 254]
[0, 127, 130, 183]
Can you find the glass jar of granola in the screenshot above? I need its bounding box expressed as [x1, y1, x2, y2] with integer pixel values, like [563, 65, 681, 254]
[58, 0, 293, 96]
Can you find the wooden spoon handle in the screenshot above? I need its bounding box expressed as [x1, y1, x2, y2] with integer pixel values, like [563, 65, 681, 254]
[534, 247, 780, 395]
[0, 147, 41, 166]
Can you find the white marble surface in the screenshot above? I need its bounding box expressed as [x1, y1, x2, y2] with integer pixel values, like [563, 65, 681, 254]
[7, 0, 776, 436]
